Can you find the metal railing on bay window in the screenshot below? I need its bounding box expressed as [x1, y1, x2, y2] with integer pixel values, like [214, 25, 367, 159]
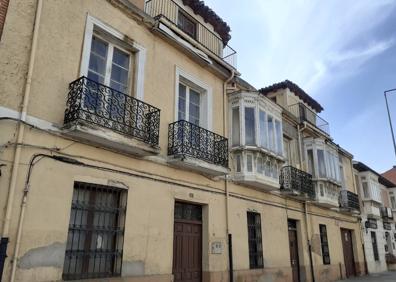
[289, 103, 330, 135]
[279, 166, 316, 199]
[64, 76, 160, 146]
[168, 120, 228, 167]
[339, 190, 360, 211]
[145, 0, 237, 68]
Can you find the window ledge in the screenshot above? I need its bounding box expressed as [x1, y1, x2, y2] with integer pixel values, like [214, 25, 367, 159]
[63, 122, 160, 157]
[314, 196, 339, 208]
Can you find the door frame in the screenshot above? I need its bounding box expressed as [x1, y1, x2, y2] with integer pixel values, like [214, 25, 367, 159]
[172, 201, 203, 282]
[288, 219, 300, 282]
[340, 228, 356, 278]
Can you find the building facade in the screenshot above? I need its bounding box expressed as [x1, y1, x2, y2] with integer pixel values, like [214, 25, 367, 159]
[353, 162, 396, 273]
[0, 1, 365, 282]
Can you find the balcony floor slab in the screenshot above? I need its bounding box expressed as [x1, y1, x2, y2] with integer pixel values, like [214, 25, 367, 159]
[63, 122, 160, 157]
[167, 155, 229, 177]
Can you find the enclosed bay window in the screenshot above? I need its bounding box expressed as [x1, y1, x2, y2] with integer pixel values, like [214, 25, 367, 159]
[304, 139, 341, 183]
[230, 105, 283, 156]
[229, 92, 284, 191]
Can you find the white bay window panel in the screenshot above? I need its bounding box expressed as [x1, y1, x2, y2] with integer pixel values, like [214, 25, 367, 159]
[232, 107, 240, 146]
[317, 149, 326, 178]
[267, 115, 275, 152]
[245, 107, 256, 146]
[259, 110, 267, 148]
[275, 120, 282, 155]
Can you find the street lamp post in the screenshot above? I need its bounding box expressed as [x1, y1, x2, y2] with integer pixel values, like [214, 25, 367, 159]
[384, 88, 396, 160]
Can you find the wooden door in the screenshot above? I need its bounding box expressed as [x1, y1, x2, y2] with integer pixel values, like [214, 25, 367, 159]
[341, 229, 356, 278]
[173, 202, 202, 282]
[288, 220, 300, 282]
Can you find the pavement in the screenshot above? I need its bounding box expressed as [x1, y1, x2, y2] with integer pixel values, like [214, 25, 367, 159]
[337, 271, 396, 282]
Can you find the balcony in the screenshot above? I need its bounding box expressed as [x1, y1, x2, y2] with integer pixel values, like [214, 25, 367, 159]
[289, 103, 330, 135]
[167, 120, 229, 176]
[280, 166, 315, 200]
[381, 207, 394, 221]
[339, 190, 360, 213]
[145, 0, 237, 68]
[63, 76, 160, 156]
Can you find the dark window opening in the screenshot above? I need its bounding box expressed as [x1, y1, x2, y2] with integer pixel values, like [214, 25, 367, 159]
[319, 224, 331, 265]
[177, 10, 197, 39]
[247, 212, 263, 269]
[174, 202, 202, 222]
[62, 182, 127, 280]
[371, 231, 379, 261]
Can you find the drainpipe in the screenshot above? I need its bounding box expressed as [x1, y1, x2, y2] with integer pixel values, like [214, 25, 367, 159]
[304, 202, 315, 282]
[223, 70, 235, 282]
[0, 0, 43, 281]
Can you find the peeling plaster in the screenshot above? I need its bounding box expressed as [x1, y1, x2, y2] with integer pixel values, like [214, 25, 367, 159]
[18, 242, 66, 269]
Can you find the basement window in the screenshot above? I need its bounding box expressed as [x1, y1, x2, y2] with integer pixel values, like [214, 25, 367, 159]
[62, 182, 127, 280]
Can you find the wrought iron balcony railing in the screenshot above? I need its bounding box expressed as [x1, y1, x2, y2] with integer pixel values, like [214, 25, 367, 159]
[380, 207, 394, 220]
[339, 190, 360, 211]
[145, 0, 237, 68]
[289, 103, 330, 135]
[280, 166, 315, 199]
[64, 76, 160, 146]
[168, 120, 228, 167]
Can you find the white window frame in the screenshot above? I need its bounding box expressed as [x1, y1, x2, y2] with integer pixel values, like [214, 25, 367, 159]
[80, 15, 147, 100]
[175, 66, 212, 130]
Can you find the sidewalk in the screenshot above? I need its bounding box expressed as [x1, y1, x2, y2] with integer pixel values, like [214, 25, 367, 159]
[337, 271, 396, 281]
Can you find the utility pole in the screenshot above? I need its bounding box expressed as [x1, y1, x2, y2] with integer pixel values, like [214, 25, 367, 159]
[384, 88, 396, 160]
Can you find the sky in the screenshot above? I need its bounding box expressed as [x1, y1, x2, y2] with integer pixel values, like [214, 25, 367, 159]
[205, 0, 396, 174]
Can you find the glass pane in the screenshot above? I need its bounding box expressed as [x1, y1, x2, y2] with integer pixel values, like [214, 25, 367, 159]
[189, 89, 200, 105]
[259, 110, 267, 148]
[113, 47, 130, 68]
[267, 116, 274, 151]
[236, 154, 241, 172]
[189, 89, 200, 125]
[257, 157, 263, 174]
[317, 149, 326, 178]
[89, 54, 107, 76]
[307, 149, 314, 175]
[245, 108, 255, 145]
[91, 36, 108, 57]
[275, 120, 282, 155]
[178, 84, 186, 120]
[247, 155, 253, 172]
[111, 48, 130, 94]
[110, 65, 129, 87]
[232, 107, 240, 146]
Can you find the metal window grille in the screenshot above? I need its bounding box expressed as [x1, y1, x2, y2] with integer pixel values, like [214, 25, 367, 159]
[247, 212, 263, 269]
[62, 182, 127, 280]
[371, 231, 379, 261]
[319, 224, 331, 265]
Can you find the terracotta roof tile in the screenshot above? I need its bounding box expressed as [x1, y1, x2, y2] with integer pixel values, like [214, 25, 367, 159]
[259, 80, 324, 113]
[182, 0, 231, 45]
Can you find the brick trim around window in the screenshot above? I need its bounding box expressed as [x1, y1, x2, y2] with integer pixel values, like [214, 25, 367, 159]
[0, 0, 10, 40]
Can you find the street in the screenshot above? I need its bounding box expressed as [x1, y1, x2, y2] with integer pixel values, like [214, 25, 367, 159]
[337, 271, 396, 282]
